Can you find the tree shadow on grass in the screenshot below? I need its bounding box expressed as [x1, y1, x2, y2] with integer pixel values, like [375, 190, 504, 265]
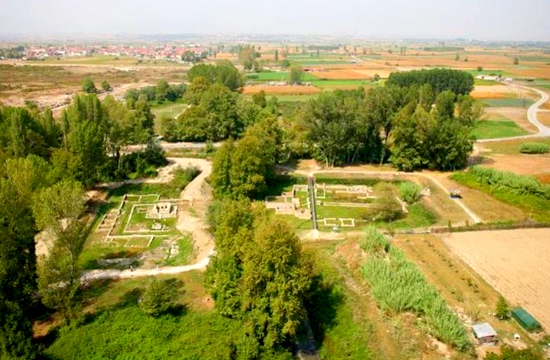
[303, 274, 344, 348]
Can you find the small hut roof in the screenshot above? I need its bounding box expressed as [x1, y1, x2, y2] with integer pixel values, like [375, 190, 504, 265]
[472, 322, 497, 338]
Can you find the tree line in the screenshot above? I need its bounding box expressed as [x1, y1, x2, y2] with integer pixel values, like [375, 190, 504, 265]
[125, 80, 186, 106]
[297, 75, 481, 171]
[0, 93, 167, 359]
[386, 68, 475, 96]
[205, 92, 312, 356]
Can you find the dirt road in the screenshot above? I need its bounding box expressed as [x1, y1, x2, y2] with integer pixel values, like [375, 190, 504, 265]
[477, 85, 550, 143]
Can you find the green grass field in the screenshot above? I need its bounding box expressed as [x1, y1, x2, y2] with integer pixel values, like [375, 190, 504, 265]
[164, 235, 195, 266]
[246, 71, 318, 82]
[474, 79, 499, 86]
[466, 69, 509, 77]
[472, 120, 529, 139]
[482, 98, 534, 108]
[151, 102, 187, 119]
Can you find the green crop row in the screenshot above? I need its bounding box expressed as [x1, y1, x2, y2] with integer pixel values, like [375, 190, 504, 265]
[360, 228, 472, 352]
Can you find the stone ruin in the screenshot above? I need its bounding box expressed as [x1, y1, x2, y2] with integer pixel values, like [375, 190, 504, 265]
[147, 202, 178, 219]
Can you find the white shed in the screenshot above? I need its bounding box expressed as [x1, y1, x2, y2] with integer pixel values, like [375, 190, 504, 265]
[472, 322, 498, 345]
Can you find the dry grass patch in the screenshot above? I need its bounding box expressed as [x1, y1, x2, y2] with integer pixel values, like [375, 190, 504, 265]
[310, 69, 371, 80]
[471, 85, 519, 100]
[438, 174, 526, 222]
[537, 110, 550, 126]
[477, 154, 550, 175]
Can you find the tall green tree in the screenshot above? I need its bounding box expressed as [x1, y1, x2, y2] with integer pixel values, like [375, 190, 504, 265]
[187, 61, 243, 91]
[82, 77, 97, 94]
[205, 200, 311, 351]
[62, 94, 108, 185]
[289, 64, 304, 84]
[0, 180, 38, 360]
[33, 180, 88, 321]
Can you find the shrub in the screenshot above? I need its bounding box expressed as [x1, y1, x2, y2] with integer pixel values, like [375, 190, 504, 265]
[399, 182, 422, 204]
[101, 80, 111, 92]
[370, 183, 403, 222]
[520, 142, 550, 154]
[140, 279, 176, 317]
[82, 77, 97, 94]
[170, 166, 201, 190]
[495, 295, 510, 320]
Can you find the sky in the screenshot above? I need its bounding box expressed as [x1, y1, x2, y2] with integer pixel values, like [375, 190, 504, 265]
[1, 0, 549, 41]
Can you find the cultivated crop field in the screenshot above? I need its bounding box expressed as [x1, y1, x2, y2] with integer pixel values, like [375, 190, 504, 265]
[442, 229, 550, 332]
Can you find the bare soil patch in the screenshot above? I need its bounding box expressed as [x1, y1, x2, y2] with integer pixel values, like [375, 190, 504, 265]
[442, 229, 550, 332]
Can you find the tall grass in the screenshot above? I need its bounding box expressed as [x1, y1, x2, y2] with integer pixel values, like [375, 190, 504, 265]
[520, 142, 550, 154]
[468, 166, 550, 199]
[360, 229, 471, 352]
[358, 226, 390, 254]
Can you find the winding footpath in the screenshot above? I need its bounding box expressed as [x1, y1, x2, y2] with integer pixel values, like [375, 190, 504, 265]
[477, 85, 550, 143]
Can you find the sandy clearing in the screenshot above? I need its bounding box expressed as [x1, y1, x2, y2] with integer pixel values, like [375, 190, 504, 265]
[442, 229, 550, 332]
[170, 158, 215, 263]
[537, 110, 550, 127]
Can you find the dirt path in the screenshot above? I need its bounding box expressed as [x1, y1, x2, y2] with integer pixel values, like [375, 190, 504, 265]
[478, 85, 550, 143]
[82, 157, 214, 281]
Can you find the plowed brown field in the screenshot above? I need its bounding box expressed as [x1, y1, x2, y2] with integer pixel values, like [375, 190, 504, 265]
[443, 229, 550, 331]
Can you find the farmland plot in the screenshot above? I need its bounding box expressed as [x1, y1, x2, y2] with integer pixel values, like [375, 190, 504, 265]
[442, 229, 550, 331]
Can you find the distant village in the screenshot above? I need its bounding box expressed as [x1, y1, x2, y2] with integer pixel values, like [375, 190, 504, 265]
[0, 44, 214, 62]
